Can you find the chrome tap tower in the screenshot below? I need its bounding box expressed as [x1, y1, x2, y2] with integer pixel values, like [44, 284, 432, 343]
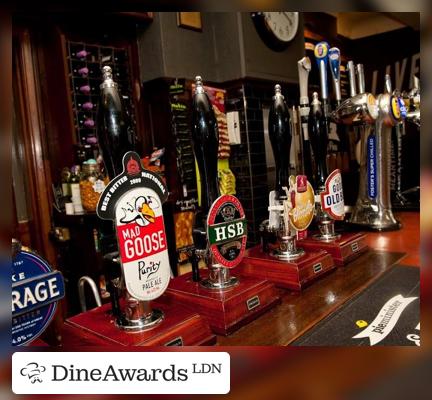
[334, 68, 404, 231]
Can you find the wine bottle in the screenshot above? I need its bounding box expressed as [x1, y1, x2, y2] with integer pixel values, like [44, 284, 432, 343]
[96, 66, 134, 179]
[268, 84, 291, 200]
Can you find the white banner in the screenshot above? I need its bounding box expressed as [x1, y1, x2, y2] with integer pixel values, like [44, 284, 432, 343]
[12, 352, 230, 394]
[353, 294, 417, 346]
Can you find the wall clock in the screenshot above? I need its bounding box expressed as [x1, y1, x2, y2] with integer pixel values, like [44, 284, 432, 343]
[251, 12, 299, 51]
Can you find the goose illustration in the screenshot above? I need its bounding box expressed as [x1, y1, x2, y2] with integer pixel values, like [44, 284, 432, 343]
[119, 196, 160, 227]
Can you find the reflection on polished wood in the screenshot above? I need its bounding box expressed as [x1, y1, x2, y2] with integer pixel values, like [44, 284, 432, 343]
[218, 250, 405, 346]
[365, 212, 419, 266]
[166, 271, 281, 335]
[63, 295, 216, 346]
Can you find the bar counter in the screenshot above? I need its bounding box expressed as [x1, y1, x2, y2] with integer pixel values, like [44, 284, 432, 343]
[218, 211, 419, 345]
[60, 211, 419, 346]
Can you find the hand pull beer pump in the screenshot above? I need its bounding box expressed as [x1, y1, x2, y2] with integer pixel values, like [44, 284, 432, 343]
[241, 83, 335, 289]
[98, 67, 166, 330]
[166, 76, 280, 334]
[191, 76, 238, 289]
[67, 68, 218, 346]
[266, 84, 305, 260]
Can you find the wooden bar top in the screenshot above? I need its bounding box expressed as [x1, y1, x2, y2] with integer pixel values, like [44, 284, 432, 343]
[218, 212, 419, 345]
[55, 212, 418, 347]
[365, 212, 419, 266]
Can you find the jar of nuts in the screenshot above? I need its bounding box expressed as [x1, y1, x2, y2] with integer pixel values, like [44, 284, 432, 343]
[79, 159, 108, 212]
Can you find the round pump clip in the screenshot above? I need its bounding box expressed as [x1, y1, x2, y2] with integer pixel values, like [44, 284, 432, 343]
[328, 47, 341, 80]
[314, 41, 329, 60]
[390, 95, 403, 122]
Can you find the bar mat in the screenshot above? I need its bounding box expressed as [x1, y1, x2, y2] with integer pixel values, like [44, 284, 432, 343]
[292, 265, 420, 346]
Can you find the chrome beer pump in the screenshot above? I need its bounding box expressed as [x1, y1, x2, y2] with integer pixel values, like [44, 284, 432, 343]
[190, 76, 238, 289]
[264, 84, 305, 260]
[334, 67, 404, 230]
[405, 76, 420, 126]
[386, 74, 408, 208]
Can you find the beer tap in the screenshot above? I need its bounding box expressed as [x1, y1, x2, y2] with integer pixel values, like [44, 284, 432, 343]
[356, 64, 366, 94]
[297, 57, 314, 186]
[329, 48, 342, 107]
[311, 41, 341, 241]
[335, 71, 403, 230]
[404, 75, 420, 127]
[394, 76, 420, 206]
[191, 76, 238, 288]
[97, 66, 165, 330]
[347, 61, 357, 98]
[385, 74, 408, 207]
[265, 84, 305, 260]
[332, 64, 378, 226]
[329, 47, 350, 172]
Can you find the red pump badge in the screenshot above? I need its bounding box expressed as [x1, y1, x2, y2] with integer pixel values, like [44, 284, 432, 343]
[97, 152, 171, 301]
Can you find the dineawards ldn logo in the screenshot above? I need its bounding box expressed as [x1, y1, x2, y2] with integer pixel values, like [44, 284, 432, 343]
[20, 362, 47, 384]
[12, 352, 230, 395]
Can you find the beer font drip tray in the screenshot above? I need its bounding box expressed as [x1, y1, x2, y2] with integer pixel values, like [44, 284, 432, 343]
[65, 296, 216, 346]
[298, 232, 369, 266]
[240, 245, 336, 291]
[166, 271, 281, 335]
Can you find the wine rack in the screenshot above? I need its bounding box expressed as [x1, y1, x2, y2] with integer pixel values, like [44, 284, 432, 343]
[66, 41, 137, 146]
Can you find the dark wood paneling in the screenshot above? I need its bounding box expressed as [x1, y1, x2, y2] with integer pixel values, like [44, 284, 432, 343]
[13, 28, 56, 266]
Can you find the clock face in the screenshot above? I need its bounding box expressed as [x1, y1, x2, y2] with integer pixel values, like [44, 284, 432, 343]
[262, 12, 299, 43]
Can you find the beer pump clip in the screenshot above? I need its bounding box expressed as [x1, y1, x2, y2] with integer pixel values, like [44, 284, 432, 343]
[96, 152, 171, 330]
[267, 179, 314, 261]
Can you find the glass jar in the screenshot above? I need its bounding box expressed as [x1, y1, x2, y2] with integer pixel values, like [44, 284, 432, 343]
[79, 159, 108, 212]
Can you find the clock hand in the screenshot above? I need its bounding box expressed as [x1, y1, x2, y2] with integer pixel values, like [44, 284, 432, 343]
[282, 12, 292, 26]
